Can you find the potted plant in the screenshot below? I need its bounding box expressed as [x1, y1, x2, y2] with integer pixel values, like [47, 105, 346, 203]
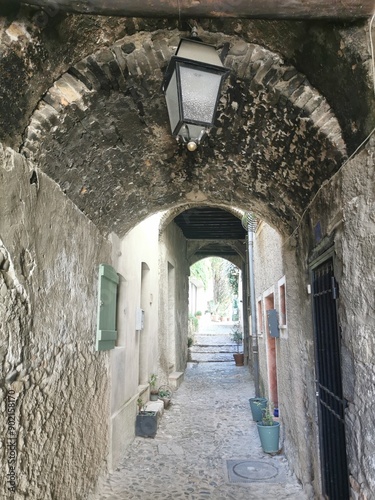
[187, 336, 194, 361]
[230, 323, 244, 366]
[137, 397, 144, 413]
[249, 396, 268, 422]
[135, 398, 158, 438]
[194, 310, 202, 319]
[149, 373, 159, 401]
[158, 385, 172, 409]
[256, 404, 280, 453]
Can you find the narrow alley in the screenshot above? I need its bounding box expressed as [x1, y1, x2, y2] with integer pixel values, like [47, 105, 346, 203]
[1, 5, 375, 499]
[94, 322, 306, 499]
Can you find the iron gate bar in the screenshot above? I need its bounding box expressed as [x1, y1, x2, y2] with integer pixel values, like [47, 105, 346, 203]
[318, 396, 345, 423]
[317, 383, 347, 405]
[311, 257, 349, 500]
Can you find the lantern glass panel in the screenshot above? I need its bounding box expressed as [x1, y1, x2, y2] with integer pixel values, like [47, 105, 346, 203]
[165, 70, 180, 135]
[179, 64, 222, 125]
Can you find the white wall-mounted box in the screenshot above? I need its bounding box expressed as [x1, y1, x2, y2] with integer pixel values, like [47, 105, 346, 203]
[135, 308, 144, 331]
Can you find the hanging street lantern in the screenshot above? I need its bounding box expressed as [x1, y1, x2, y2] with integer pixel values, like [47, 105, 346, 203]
[162, 29, 230, 151]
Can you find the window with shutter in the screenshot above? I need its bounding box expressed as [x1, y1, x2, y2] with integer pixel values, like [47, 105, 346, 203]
[96, 263, 119, 351]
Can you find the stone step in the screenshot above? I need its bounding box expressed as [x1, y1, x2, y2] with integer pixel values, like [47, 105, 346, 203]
[168, 371, 184, 390]
[143, 399, 164, 419]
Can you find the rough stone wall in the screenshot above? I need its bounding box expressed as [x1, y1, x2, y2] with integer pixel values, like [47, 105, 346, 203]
[281, 238, 320, 499]
[297, 136, 375, 499]
[337, 139, 375, 498]
[254, 222, 284, 294]
[158, 221, 190, 378]
[0, 144, 112, 499]
[253, 221, 319, 498]
[253, 222, 283, 395]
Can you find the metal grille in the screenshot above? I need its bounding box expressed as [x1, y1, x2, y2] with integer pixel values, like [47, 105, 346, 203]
[312, 258, 349, 500]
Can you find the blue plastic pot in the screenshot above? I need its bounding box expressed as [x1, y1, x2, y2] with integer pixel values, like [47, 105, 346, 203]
[249, 397, 268, 422]
[257, 421, 280, 453]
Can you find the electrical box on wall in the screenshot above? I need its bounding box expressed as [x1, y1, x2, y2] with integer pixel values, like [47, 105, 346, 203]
[267, 309, 280, 338]
[135, 308, 144, 331]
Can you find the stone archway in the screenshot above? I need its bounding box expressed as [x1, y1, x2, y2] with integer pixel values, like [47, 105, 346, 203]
[21, 28, 346, 238]
[0, 11, 373, 498]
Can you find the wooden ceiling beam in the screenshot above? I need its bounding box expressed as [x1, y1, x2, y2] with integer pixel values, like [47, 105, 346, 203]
[19, 0, 375, 19]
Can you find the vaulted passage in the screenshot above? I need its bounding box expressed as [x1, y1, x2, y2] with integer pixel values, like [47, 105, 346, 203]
[21, 28, 347, 235]
[1, 8, 374, 500]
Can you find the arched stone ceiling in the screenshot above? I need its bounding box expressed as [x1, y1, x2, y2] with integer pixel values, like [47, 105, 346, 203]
[21, 28, 347, 237]
[0, 14, 373, 150]
[22, 26, 345, 235]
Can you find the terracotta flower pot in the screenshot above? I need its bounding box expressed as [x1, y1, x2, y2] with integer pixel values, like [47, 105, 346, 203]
[233, 353, 244, 366]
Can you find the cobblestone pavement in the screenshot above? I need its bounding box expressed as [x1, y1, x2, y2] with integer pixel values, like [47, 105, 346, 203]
[95, 323, 307, 500]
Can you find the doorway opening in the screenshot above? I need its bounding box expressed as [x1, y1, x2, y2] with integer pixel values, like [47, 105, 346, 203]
[167, 261, 176, 373]
[188, 257, 242, 363]
[264, 292, 279, 408]
[139, 262, 150, 385]
[311, 256, 349, 500]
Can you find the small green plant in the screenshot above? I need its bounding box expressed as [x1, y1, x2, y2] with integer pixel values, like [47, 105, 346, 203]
[158, 386, 172, 408]
[188, 336, 194, 348]
[261, 404, 274, 426]
[230, 323, 243, 352]
[137, 398, 144, 413]
[189, 314, 198, 332]
[158, 389, 172, 399]
[194, 310, 202, 317]
[149, 374, 158, 395]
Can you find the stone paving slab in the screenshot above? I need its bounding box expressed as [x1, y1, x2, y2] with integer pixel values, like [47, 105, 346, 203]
[93, 360, 307, 500]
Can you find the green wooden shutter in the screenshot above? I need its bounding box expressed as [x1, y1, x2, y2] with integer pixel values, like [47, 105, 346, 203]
[96, 264, 119, 351]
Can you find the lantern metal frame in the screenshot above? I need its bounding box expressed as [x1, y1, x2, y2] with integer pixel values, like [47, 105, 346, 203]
[162, 36, 230, 150]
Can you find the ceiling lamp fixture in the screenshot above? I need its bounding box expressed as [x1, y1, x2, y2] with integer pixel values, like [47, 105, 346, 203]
[162, 28, 230, 151]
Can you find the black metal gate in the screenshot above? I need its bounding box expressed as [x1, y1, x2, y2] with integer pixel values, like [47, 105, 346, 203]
[312, 257, 349, 500]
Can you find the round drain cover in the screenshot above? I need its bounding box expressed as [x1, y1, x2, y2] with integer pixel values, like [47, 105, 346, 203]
[232, 461, 278, 481]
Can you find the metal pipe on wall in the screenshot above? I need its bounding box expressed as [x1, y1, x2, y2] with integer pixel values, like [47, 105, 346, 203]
[247, 223, 260, 398]
[241, 261, 250, 366]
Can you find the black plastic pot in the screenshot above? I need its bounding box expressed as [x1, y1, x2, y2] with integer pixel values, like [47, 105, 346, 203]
[135, 411, 158, 438]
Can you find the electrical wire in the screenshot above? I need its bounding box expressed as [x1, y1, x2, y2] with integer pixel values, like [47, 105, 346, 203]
[283, 15, 375, 247]
[370, 13, 375, 96]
